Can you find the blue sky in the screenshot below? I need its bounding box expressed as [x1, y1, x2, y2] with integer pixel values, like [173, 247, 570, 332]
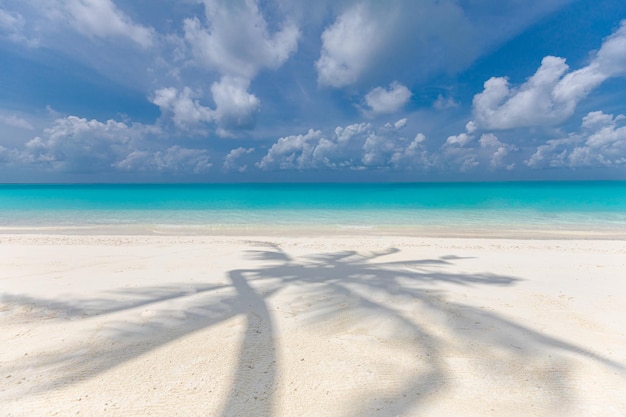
[1, 0, 626, 182]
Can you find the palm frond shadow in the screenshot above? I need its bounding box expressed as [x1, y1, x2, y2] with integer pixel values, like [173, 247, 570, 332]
[2, 244, 622, 417]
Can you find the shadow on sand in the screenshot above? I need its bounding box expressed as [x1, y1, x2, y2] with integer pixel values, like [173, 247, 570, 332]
[1, 242, 623, 416]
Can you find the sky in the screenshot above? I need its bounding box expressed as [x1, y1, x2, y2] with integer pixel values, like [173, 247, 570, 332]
[1, 0, 626, 182]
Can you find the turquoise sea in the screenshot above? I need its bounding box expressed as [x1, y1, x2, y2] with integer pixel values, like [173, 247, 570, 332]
[1, 182, 626, 237]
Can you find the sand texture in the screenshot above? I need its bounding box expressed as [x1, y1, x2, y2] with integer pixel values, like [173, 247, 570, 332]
[1, 235, 625, 416]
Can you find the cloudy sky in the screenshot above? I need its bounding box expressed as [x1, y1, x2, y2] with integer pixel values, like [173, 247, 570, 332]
[1, 0, 626, 182]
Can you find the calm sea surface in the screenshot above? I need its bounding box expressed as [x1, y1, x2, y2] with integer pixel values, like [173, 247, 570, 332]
[1, 182, 626, 237]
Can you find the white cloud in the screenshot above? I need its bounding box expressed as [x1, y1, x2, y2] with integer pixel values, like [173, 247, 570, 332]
[581, 110, 622, 130]
[473, 56, 572, 129]
[473, 21, 626, 130]
[394, 118, 407, 129]
[223, 146, 254, 172]
[318, 0, 478, 87]
[316, 3, 383, 87]
[445, 132, 473, 147]
[334, 122, 370, 144]
[256, 129, 324, 170]
[0, 7, 36, 45]
[172, 0, 298, 135]
[151, 77, 260, 133]
[459, 156, 479, 172]
[593, 20, 626, 77]
[443, 124, 516, 170]
[364, 82, 412, 115]
[19, 116, 144, 171]
[151, 87, 214, 129]
[362, 119, 431, 168]
[183, 0, 299, 79]
[114, 146, 212, 174]
[478, 133, 500, 148]
[0, 114, 34, 130]
[478, 133, 517, 170]
[0, 7, 22, 31]
[433, 94, 459, 110]
[389, 133, 434, 169]
[525, 137, 572, 168]
[63, 0, 154, 48]
[210, 76, 260, 131]
[257, 121, 434, 171]
[8, 0, 621, 180]
[362, 133, 396, 167]
[0, 1, 160, 93]
[527, 111, 626, 168]
[445, 121, 478, 147]
[314, 0, 572, 88]
[7, 115, 215, 175]
[441, 144, 480, 173]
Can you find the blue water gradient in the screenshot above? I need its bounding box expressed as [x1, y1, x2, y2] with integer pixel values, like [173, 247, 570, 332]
[1, 182, 626, 236]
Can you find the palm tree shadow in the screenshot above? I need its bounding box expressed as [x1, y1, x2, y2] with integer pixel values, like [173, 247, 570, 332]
[1, 243, 623, 417]
[231, 246, 623, 416]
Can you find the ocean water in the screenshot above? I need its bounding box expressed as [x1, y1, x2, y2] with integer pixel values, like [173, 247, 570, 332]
[1, 182, 626, 237]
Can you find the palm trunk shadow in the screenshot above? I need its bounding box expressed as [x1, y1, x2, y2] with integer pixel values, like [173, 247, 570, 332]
[218, 270, 276, 417]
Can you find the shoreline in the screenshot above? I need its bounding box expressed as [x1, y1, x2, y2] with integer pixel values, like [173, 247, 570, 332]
[2, 222, 626, 240]
[2, 234, 625, 416]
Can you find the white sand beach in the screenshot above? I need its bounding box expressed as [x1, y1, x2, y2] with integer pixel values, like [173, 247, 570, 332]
[1, 234, 625, 416]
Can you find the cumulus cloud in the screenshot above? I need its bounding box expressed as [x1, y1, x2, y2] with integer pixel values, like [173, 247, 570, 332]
[151, 87, 214, 129]
[445, 121, 477, 147]
[334, 122, 371, 144]
[2, 114, 217, 175]
[441, 143, 478, 173]
[465, 120, 477, 134]
[211, 76, 260, 130]
[183, 0, 299, 78]
[361, 133, 397, 167]
[19, 116, 144, 172]
[62, 0, 154, 48]
[6, 115, 214, 175]
[443, 122, 516, 170]
[170, 0, 298, 134]
[526, 111, 626, 168]
[257, 119, 434, 171]
[151, 77, 260, 133]
[361, 128, 433, 169]
[223, 146, 254, 172]
[473, 21, 626, 130]
[256, 129, 325, 170]
[364, 82, 412, 115]
[316, 3, 383, 87]
[445, 132, 474, 147]
[478, 133, 517, 170]
[8, 0, 619, 180]
[389, 133, 433, 169]
[114, 146, 212, 174]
